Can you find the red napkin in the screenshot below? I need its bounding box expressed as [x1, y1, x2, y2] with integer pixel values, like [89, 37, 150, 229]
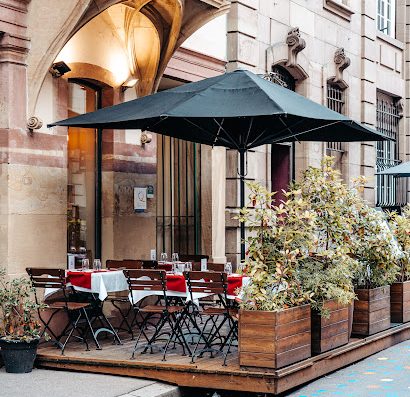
[227, 275, 243, 296]
[66, 271, 92, 289]
[166, 274, 186, 292]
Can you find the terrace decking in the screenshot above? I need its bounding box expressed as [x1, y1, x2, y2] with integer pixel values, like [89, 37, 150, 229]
[36, 322, 410, 395]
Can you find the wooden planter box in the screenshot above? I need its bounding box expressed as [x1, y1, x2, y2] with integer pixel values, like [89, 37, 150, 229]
[391, 281, 410, 323]
[239, 305, 311, 369]
[352, 286, 391, 336]
[311, 300, 349, 354]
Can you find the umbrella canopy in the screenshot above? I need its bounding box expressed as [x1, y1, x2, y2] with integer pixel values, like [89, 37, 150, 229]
[49, 69, 389, 147]
[377, 162, 410, 177]
[49, 69, 391, 261]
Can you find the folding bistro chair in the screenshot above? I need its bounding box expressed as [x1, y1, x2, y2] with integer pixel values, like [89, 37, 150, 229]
[184, 271, 237, 363]
[124, 269, 189, 361]
[106, 259, 141, 338]
[26, 267, 95, 355]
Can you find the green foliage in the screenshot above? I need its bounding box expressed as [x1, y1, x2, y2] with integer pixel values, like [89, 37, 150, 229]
[389, 206, 410, 281]
[346, 181, 401, 288]
[0, 268, 45, 342]
[237, 183, 315, 311]
[295, 156, 358, 315]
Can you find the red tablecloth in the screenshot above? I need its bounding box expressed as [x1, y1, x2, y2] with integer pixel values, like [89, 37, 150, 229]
[164, 274, 243, 295]
[227, 275, 243, 296]
[66, 270, 109, 289]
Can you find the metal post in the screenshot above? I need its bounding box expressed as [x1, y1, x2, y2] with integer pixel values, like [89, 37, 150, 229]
[240, 150, 246, 262]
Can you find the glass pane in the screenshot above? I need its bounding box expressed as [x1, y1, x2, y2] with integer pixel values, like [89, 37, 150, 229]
[67, 83, 97, 262]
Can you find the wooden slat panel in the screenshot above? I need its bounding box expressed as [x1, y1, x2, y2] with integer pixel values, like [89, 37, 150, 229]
[276, 332, 311, 354]
[276, 344, 311, 369]
[276, 318, 310, 339]
[240, 324, 276, 339]
[276, 305, 310, 323]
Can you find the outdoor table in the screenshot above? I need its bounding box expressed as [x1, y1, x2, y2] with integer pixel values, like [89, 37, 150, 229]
[130, 273, 250, 304]
[65, 269, 128, 301]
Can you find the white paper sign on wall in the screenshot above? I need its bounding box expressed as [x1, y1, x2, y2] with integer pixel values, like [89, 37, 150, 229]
[134, 187, 147, 212]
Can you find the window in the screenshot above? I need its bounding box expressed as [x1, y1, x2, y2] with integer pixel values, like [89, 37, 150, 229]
[326, 83, 346, 152]
[67, 82, 102, 262]
[377, 0, 396, 38]
[266, 65, 295, 201]
[376, 91, 406, 208]
[157, 136, 201, 255]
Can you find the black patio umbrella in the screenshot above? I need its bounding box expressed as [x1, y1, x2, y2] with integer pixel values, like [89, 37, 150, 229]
[377, 162, 410, 177]
[49, 69, 391, 261]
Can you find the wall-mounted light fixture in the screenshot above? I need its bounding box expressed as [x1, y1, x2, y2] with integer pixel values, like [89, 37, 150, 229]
[121, 76, 138, 92]
[49, 61, 71, 78]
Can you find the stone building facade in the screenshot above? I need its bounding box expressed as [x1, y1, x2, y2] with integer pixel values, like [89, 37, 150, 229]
[1, 0, 409, 275]
[225, 0, 410, 263]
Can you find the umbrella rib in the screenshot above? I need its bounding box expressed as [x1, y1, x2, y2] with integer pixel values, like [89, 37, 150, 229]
[212, 118, 225, 147]
[270, 120, 343, 143]
[244, 117, 254, 148]
[213, 119, 241, 150]
[183, 118, 232, 147]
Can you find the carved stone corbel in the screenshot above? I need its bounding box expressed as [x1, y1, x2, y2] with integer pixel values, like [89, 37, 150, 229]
[396, 99, 404, 118]
[27, 116, 43, 135]
[333, 48, 350, 84]
[285, 27, 306, 68]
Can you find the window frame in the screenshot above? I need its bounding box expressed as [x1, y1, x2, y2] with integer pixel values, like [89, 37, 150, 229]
[377, 0, 396, 38]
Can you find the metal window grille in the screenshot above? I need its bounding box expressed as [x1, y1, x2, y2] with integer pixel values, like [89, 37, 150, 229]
[326, 83, 345, 152]
[267, 65, 296, 91]
[376, 92, 406, 207]
[157, 136, 201, 255]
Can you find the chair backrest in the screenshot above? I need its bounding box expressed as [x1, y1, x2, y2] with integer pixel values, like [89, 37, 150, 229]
[26, 268, 66, 304]
[179, 254, 209, 263]
[207, 263, 225, 272]
[139, 260, 158, 269]
[122, 259, 142, 269]
[184, 271, 227, 296]
[123, 269, 167, 306]
[106, 259, 124, 270]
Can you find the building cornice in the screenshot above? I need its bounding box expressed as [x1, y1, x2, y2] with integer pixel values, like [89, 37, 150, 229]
[323, 0, 354, 22]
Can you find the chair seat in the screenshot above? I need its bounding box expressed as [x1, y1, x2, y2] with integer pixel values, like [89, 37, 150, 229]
[202, 307, 238, 316]
[139, 305, 184, 314]
[48, 301, 90, 310]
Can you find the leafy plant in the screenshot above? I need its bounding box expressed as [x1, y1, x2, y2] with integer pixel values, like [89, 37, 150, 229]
[295, 157, 358, 315]
[389, 205, 410, 282]
[0, 268, 45, 342]
[237, 182, 316, 311]
[346, 181, 401, 289]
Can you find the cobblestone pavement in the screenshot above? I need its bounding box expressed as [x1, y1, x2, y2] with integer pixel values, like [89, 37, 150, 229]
[287, 340, 410, 397]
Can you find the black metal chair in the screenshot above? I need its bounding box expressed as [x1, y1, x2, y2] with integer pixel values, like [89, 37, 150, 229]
[106, 259, 142, 339]
[26, 267, 96, 355]
[124, 269, 189, 361]
[184, 271, 237, 363]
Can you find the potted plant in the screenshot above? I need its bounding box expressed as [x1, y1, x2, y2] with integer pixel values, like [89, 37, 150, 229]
[295, 157, 358, 354]
[0, 268, 45, 373]
[237, 182, 315, 369]
[388, 206, 410, 323]
[349, 189, 401, 336]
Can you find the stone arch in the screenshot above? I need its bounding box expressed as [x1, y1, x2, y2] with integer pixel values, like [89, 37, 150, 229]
[27, 0, 230, 115]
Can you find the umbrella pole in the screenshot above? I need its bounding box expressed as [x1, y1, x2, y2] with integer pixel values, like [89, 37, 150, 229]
[240, 150, 246, 262]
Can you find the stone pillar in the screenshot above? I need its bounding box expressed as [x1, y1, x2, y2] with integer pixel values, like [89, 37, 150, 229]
[360, 0, 377, 205]
[0, 0, 31, 276]
[201, 146, 226, 263]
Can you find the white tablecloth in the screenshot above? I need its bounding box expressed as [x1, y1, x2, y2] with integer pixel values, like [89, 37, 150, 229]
[45, 271, 250, 303]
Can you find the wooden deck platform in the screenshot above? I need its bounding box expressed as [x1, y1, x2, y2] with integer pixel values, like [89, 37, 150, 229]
[36, 322, 410, 395]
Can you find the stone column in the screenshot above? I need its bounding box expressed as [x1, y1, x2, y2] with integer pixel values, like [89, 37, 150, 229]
[360, 0, 377, 205]
[201, 146, 226, 263]
[0, 0, 31, 276]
